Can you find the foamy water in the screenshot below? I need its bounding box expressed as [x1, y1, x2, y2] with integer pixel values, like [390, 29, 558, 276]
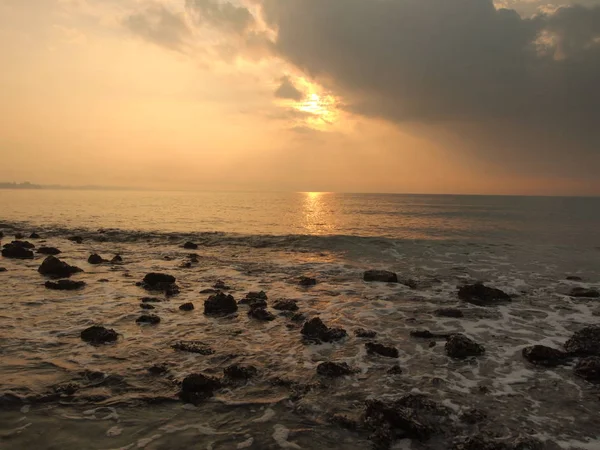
[0, 191, 599, 449]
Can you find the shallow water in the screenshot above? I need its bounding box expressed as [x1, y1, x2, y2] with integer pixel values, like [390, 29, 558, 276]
[1, 191, 600, 449]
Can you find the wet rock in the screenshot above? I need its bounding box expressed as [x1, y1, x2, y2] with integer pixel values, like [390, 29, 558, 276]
[0, 267, 6, 272]
[366, 342, 399, 358]
[179, 373, 222, 404]
[317, 361, 355, 377]
[88, 253, 107, 264]
[140, 273, 179, 296]
[110, 254, 123, 264]
[37, 247, 61, 255]
[8, 240, 35, 249]
[387, 365, 403, 375]
[364, 270, 398, 283]
[241, 298, 267, 309]
[355, 328, 377, 338]
[363, 399, 433, 446]
[140, 303, 155, 310]
[80, 326, 118, 344]
[402, 278, 418, 289]
[200, 288, 219, 294]
[179, 302, 194, 311]
[171, 340, 214, 355]
[445, 334, 485, 358]
[564, 326, 600, 356]
[53, 382, 80, 396]
[224, 364, 258, 379]
[298, 276, 317, 286]
[204, 292, 238, 315]
[459, 408, 488, 424]
[147, 364, 169, 376]
[458, 283, 511, 306]
[136, 314, 161, 325]
[434, 308, 464, 318]
[98, 279, 109, 283]
[451, 437, 509, 450]
[569, 287, 600, 298]
[141, 297, 162, 303]
[68, 236, 83, 244]
[291, 312, 306, 322]
[183, 241, 198, 249]
[329, 414, 359, 431]
[15, 232, 24, 239]
[574, 356, 600, 383]
[566, 276, 583, 281]
[273, 299, 299, 311]
[522, 345, 569, 367]
[1, 243, 34, 259]
[410, 330, 451, 339]
[239, 291, 268, 304]
[38, 256, 83, 278]
[187, 254, 199, 263]
[301, 317, 347, 343]
[213, 280, 230, 290]
[45, 279, 86, 290]
[429, 341, 436, 348]
[29, 233, 40, 239]
[248, 306, 276, 321]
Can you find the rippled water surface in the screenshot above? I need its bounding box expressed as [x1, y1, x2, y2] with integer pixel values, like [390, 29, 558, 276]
[0, 191, 599, 449]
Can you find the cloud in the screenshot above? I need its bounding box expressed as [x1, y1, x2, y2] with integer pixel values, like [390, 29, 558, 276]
[256, 0, 600, 179]
[185, 0, 255, 34]
[124, 2, 191, 52]
[274, 76, 304, 100]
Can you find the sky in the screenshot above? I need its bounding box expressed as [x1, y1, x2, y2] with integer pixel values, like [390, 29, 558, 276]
[0, 0, 599, 195]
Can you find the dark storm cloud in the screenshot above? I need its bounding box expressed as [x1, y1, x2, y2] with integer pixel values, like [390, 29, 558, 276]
[185, 0, 256, 34]
[124, 2, 191, 52]
[274, 76, 304, 100]
[259, 0, 600, 177]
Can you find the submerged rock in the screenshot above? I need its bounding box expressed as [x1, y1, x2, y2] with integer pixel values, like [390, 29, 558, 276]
[15, 232, 24, 239]
[364, 270, 398, 283]
[273, 299, 299, 311]
[239, 291, 268, 304]
[147, 364, 169, 376]
[213, 280, 230, 290]
[0, 267, 6, 272]
[171, 340, 214, 355]
[458, 283, 511, 306]
[37, 247, 61, 255]
[140, 303, 155, 310]
[301, 317, 347, 343]
[140, 273, 179, 296]
[522, 345, 569, 367]
[179, 302, 194, 311]
[183, 241, 198, 249]
[387, 365, 403, 375]
[141, 297, 163, 303]
[355, 328, 378, 338]
[569, 287, 600, 298]
[179, 373, 222, 404]
[136, 314, 161, 325]
[248, 306, 276, 321]
[204, 292, 238, 315]
[68, 236, 83, 244]
[566, 276, 583, 281]
[298, 276, 317, 286]
[200, 288, 219, 294]
[434, 308, 464, 318]
[445, 334, 485, 358]
[574, 356, 600, 383]
[45, 280, 86, 291]
[1, 243, 34, 259]
[88, 253, 107, 264]
[317, 362, 355, 377]
[38, 256, 82, 278]
[366, 342, 399, 358]
[564, 326, 600, 356]
[80, 326, 118, 344]
[29, 233, 40, 239]
[410, 330, 451, 339]
[224, 364, 258, 380]
[110, 254, 123, 264]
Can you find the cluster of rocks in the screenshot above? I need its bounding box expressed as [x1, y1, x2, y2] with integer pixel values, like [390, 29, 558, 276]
[137, 272, 180, 296]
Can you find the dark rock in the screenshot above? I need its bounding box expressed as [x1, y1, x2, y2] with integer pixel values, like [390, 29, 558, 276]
[29, 233, 40, 239]
[451, 437, 509, 450]
[329, 414, 359, 431]
[204, 292, 238, 315]
[141, 297, 162, 303]
[569, 287, 600, 298]
[98, 279, 109, 283]
[445, 334, 485, 358]
[200, 288, 219, 294]
[38, 247, 61, 255]
[1, 243, 34, 259]
[15, 232, 24, 239]
[429, 341, 436, 348]
[224, 364, 258, 379]
[410, 330, 451, 339]
[317, 361, 355, 377]
[458, 283, 511, 306]
[6, 240, 35, 249]
[88, 253, 107, 264]
[355, 328, 377, 338]
[564, 326, 600, 356]
[172, 341, 214, 355]
[38, 256, 82, 278]
[387, 365, 403, 375]
[574, 356, 600, 383]
[68, 236, 83, 244]
[45, 279, 86, 291]
[248, 307, 276, 321]
[364, 270, 398, 283]
[522, 345, 569, 367]
[273, 299, 299, 311]
[140, 303, 155, 310]
[80, 326, 118, 344]
[148, 364, 169, 375]
[366, 342, 399, 358]
[213, 280, 230, 290]
[291, 312, 306, 322]
[402, 279, 418, 289]
[110, 254, 123, 264]
[143, 273, 176, 284]
[0, 267, 6, 272]
[183, 242, 198, 249]
[53, 383, 80, 396]
[240, 291, 268, 303]
[459, 408, 488, 424]
[179, 373, 222, 404]
[136, 314, 161, 325]
[566, 276, 583, 281]
[298, 276, 317, 286]
[179, 302, 194, 311]
[140, 273, 179, 296]
[363, 399, 433, 445]
[301, 317, 347, 343]
[187, 254, 199, 263]
[434, 308, 464, 318]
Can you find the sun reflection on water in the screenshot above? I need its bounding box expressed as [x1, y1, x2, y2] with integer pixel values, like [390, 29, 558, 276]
[302, 192, 334, 235]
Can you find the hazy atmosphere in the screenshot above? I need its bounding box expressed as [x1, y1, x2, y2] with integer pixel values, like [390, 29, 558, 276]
[1, 0, 600, 194]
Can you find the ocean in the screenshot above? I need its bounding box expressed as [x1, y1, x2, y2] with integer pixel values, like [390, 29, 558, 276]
[0, 190, 599, 449]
